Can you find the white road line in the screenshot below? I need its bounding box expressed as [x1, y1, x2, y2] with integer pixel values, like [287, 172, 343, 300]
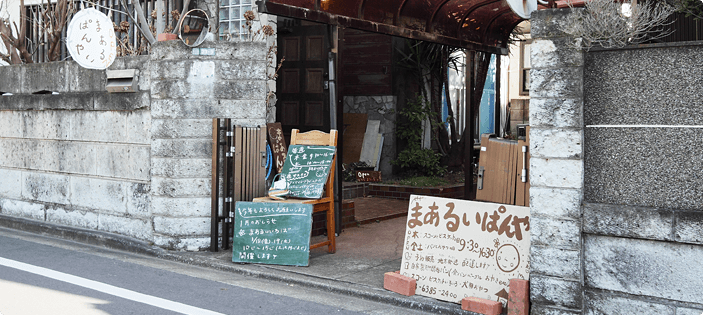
[0, 257, 225, 315]
[586, 125, 703, 128]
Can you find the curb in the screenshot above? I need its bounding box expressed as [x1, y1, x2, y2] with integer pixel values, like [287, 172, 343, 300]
[0, 214, 468, 314]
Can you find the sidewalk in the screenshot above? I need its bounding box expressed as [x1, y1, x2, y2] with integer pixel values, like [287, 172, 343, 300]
[0, 197, 468, 314]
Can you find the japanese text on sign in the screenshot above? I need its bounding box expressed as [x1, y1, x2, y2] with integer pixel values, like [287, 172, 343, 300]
[400, 195, 530, 307]
[66, 8, 117, 70]
[232, 202, 313, 266]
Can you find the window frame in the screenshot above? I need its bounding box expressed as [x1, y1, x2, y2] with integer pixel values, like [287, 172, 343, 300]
[519, 39, 532, 96]
[218, 0, 254, 39]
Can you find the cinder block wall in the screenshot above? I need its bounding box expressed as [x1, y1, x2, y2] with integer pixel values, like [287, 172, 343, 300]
[530, 8, 703, 315]
[0, 40, 269, 251]
[0, 57, 153, 240]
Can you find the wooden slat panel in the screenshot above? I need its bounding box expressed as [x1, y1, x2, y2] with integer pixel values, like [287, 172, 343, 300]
[234, 125, 243, 201]
[258, 126, 267, 196]
[341, 74, 391, 86]
[343, 86, 392, 95]
[246, 127, 253, 201]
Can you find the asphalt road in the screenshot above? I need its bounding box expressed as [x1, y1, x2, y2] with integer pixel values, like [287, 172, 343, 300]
[0, 228, 433, 315]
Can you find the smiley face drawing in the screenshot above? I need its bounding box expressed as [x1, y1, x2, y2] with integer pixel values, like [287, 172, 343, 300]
[496, 244, 520, 273]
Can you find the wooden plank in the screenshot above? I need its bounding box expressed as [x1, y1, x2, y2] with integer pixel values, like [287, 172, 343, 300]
[525, 127, 531, 207]
[340, 74, 392, 86]
[234, 126, 243, 201]
[342, 113, 367, 164]
[339, 65, 392, 74]
[359, 120, 380, 166]
[267, 122, 288, 174]
[232, 201, 313, 266]
[474, 134, 491, 202]
[343, 86, 392, 96]
[210, 118, 220, 252]
[258, 126, 267, 197]
[515, 141, 526, 207]
[508, 141, 518, 205]
[249, 127, 255, 200]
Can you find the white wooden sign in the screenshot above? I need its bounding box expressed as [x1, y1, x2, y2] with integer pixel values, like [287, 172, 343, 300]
[400, 195, 530, 307]
[66, 8, 117, 69]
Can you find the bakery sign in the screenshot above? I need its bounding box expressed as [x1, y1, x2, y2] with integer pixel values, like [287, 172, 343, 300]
[400, 195, 530, 307]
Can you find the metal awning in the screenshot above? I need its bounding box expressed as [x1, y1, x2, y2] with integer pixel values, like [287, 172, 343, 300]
[256, 0, 528, 54]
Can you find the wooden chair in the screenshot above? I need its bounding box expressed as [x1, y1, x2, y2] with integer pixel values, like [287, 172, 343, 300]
[253, 129, 338, 253]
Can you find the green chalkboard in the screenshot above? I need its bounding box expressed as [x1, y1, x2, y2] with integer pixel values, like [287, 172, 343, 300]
[280, 145, 336, 199]
[232, 201, 313, 266]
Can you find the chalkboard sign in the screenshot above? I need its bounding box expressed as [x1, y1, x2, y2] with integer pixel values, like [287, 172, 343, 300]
[280, 145, 336, 199]
[232, 201, 313, 266]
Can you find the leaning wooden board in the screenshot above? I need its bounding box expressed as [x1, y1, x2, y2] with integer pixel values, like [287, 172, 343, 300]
[280, 145, 336, 199]
[232, 201, 313, 266]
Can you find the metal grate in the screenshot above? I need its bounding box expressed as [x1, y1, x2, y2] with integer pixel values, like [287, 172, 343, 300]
[23, 0, 184, 63]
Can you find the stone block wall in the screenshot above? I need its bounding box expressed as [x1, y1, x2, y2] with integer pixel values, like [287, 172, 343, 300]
[528, 8, 585, 315]
[530, 8, 703, 315]
[0, 57, 153, 240]
[0, 40, 270, 251]
[343, 96, 396, 177]
[149, 40, 268, 250]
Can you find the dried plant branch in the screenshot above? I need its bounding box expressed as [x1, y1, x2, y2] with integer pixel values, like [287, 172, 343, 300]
[0, 0, 33, 63]
[563, 0, 675, 50]
[40, 0, 75, 61]
[0, 18, 22, 64]
[670, 0, 703, 20]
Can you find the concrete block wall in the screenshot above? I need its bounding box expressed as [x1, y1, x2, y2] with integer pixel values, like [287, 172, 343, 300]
[0, 41, 270, 251]
[149, 40, 268, 250]
[0, 57, 153, 240]
[530, 8, 703, 314]
[582, 41, 703, 313]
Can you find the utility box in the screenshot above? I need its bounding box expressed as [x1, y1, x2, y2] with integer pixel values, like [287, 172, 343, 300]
[105, 69, 138, 93]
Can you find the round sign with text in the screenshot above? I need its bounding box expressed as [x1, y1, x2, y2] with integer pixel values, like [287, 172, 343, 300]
[66, 8, 117, 69]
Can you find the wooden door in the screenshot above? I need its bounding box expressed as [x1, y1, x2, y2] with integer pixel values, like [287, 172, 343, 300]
[277, 20, 330, 139]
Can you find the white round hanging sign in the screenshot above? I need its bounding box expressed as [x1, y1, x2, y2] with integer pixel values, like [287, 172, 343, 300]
[66, 8, 117, 69]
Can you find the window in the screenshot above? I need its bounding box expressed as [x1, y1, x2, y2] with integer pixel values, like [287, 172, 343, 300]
[519, 40, 531, 95]
[219, 0, 253, 39]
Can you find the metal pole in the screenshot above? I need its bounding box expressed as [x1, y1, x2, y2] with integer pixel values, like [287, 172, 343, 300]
[223, 119, 232, 249]
[334, 25, 344, 235]
[465, 50, 476, 200]
[495, 55, 501, 137]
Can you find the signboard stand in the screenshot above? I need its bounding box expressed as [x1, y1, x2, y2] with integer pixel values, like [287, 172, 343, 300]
[400, 195, 530, 307]
[232, 201, 313, 266]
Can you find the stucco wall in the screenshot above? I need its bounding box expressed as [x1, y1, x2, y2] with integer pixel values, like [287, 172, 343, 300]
[0, 40, 269, 251]
[530, 8, 703, 315]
